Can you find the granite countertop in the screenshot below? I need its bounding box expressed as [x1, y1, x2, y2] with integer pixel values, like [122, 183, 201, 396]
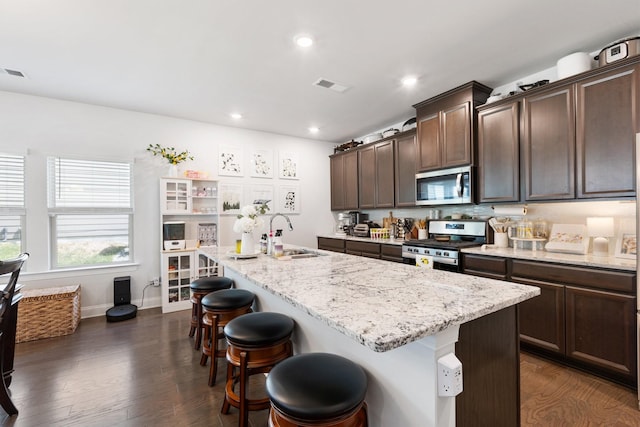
[462, 246, 636, 272]
[317, 233, 406, 246]
[199, 246, 539, 353]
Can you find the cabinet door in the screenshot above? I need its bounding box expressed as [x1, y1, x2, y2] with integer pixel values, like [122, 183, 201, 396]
[441, 102, 471, 168]
[161, 179, 191, 213]
[576, 64, 639, 198]
[375, 140, 395, 208]
[478, 102, 520, 203]
[394, 132, 417, 207]
[565, 285, 637, 383]
[523, 87, 575, 200]
[330, 152, 359, 211]
[162, 252, 195, 313]
[461, 254, 508, 280]
[330, 155, 345, 210]
[516, 279, 566, 354]
[358, 145, 376, 208]
[417, 113, 440, 171]
[317, 237, 345, 253]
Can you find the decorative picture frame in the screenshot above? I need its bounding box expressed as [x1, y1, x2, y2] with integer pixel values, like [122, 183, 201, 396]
[218, 145, 243, 176]
[277, 185, 300, 214]
[247, 184, 274, 213]
[250, 149, 274, 178]
[278, 151, 299, 180]
[219, 183, 243, 215]
[615, 231, 636, 259]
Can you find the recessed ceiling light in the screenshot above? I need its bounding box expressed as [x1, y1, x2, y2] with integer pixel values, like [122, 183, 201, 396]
[295, 35, 314, 48]
[308, 126, 319, 134]
[401, 76, 418, 87]
[230, 113, 242, 120]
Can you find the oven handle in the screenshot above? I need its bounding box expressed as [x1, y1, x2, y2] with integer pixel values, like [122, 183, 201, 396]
[456, 173, 463, 198]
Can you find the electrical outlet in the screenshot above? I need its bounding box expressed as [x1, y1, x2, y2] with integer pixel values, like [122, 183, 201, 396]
[437, 353, 463, 397]
[151, 277, 160, 287]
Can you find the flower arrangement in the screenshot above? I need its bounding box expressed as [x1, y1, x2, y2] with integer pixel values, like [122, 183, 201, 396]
[147, 143, 194, 165]
[233, 203, 269, 233]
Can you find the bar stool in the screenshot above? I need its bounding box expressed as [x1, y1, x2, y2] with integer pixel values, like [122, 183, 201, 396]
[266, 353, 368, 427]
[188, 276, 233, 350]
[221, 312, 295, 427]
[200, 289, 255, 386]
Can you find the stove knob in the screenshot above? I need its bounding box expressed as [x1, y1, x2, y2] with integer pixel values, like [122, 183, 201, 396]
[443, 251, 449, 257]
[435, 251, 441, 256]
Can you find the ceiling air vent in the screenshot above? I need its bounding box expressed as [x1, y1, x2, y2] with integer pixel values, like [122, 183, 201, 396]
[0, 68, 26, 78]
[313, 78, 349, 93]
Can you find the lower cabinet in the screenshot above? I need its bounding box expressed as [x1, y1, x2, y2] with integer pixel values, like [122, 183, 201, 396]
[162, 250, 219, 314]
[317, 237, 403, 263]
[317, 237, 345, 253]
[461, 253, 637, 387]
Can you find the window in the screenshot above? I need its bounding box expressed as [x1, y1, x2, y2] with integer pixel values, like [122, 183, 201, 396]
[0, 154, 25, 260]
[48, 157, 132, 268]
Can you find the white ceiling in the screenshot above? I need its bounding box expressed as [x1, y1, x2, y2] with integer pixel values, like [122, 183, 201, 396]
[0, 1, 638, 143]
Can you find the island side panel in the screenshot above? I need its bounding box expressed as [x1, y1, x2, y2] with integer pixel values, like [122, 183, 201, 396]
[224, 268, 460, 427]
[455, 304, 520, 427]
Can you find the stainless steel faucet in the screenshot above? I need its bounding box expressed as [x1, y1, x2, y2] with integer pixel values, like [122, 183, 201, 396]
[270, 213, 294, 233]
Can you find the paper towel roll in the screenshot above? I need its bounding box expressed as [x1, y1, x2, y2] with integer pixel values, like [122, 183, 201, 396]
[492, 206, 527, 216]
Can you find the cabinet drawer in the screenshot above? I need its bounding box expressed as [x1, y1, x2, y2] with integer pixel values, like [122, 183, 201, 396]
[511, 260, 636, 293]
[345, 241, 380, 256]
[462, 254, 508, 279]
[317, 237, 345, 253]
[380, 244, 403, 263]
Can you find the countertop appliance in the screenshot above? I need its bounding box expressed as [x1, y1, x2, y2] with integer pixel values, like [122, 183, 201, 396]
[635, 132, 640, 408]
[402, 219, 489, 272]
[415, 165, 473, 206]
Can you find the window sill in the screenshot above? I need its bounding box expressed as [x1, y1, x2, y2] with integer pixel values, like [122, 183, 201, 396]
[20, 262, 140, 281]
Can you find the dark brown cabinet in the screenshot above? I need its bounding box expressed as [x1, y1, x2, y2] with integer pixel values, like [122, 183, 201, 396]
[317, 237, 345, 253]
[380, 244, 403, 263]
[358, 140, 395, 209]
[345, 241, 380, 259]
[330, 151, 358, 211]
[477, 101, 520, 203]
[522, 86, 576, 201]
[576, 64, 639, 199]
[414, 81, 492, 172]
[394, 130, 417, 207]
[462, 254, 637, 386]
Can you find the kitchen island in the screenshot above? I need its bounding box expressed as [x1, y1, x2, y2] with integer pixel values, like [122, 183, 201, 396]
[198, 246, 539, 427]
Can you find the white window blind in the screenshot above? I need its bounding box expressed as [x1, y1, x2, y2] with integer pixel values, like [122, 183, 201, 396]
[0, 154, 25, 212]
[48, 157, 131, 210]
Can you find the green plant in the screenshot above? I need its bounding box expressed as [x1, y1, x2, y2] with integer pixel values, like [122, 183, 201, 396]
[147, 144, 194, 165]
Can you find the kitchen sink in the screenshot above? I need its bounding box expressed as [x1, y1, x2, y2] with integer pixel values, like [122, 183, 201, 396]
[281, 249, 326, 259]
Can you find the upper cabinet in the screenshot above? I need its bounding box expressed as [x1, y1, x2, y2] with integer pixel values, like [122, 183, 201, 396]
[478, 56, 639, 204]
[478, 101, 520, 203]
[576, 64, 639, 199]
[330, 150, 359, 211]
[358, 139, 395, 209]
[394, 130, 417, 207]
[414, 81, 492, 172]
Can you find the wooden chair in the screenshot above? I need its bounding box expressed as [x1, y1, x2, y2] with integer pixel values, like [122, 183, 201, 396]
[0, 253, 29, 417]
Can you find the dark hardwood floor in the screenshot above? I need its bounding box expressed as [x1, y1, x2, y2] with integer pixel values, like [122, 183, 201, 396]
[2, 308, 638, 426]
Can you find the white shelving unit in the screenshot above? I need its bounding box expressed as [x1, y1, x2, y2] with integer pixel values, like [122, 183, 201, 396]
[159, 177, 221, 313]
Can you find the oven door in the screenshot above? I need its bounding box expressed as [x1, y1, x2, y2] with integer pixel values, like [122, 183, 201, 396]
[401, 247, 462, 272]
[415, 166, 473, 206]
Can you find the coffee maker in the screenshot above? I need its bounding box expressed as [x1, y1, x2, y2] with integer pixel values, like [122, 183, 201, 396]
[349, 211, 369, 226]
[336, 212, 353, 235]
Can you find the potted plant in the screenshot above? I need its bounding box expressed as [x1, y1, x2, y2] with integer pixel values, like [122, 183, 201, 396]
[147, 144, 194, 177]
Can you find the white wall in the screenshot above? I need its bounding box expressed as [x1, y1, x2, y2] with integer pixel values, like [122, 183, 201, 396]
[0, 90, 335, 317]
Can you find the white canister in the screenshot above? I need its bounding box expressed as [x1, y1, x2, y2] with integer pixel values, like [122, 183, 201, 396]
[557, 52, 592, 80]
[494, 232, 508, 248]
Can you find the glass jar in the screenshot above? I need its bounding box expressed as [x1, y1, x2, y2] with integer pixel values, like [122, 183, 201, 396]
[533, 219, 548, 239]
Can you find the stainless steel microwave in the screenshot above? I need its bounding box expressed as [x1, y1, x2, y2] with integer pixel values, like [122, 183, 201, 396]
[415, 166, 473, 206]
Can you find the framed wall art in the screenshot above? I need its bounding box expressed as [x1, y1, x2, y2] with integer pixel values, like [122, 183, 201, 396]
[247, 184, 274, 213]
[250, 149, 274, 178]
[615, 231, 636, 259]
[277, 185, 300, 214]
[219, 183, 243, 215]
[218, 145, 243, 176]
[278, 151, 299, 180]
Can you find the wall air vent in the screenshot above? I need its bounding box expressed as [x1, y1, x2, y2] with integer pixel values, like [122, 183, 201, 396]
[313, 78, 349, 93]
[0, 68, 26, 78]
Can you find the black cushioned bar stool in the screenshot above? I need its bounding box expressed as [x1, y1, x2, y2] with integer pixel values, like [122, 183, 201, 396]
[266, 353, 368, 427]
[189, 276, 233, 350]
[200, 289, 255, 386]
[222, 312, 295, 427]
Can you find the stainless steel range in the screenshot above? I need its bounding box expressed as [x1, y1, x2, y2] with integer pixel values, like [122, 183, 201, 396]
[401, 219, 489, 272]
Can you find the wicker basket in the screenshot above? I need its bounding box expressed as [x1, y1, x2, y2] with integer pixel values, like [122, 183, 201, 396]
[16, 285, 81, 343]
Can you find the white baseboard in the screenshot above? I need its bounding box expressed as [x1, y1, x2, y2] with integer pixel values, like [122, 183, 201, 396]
[81, 295, 162, 319]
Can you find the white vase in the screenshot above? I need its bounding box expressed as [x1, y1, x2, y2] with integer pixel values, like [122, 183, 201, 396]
[168, 164, 178, 178]
[240, 232, 254, 255]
